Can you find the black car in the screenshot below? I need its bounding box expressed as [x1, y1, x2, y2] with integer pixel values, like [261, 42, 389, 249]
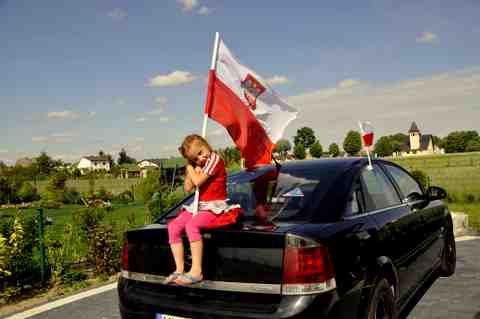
[118, 158, 456, 319]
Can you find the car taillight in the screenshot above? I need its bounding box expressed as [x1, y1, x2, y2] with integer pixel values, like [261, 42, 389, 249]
[282, 234, 336, 295]
[121, 240, 129, 271]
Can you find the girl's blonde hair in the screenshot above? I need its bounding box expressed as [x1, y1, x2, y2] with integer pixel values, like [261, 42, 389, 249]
[178, 134, 212, 163]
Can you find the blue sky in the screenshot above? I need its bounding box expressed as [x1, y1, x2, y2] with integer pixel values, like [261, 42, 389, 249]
[1, 0, 479, 164]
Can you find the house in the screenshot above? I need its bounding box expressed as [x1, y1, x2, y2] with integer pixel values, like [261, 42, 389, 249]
[399, 122, 444, 157]
[119, 163, 141, 179]
[77, 155, 111, 173]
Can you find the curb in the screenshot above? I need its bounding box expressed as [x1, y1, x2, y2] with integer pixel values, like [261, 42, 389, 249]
[451, 212, 472, 237]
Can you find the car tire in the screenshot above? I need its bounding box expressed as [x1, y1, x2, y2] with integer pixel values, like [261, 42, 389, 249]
[439, 219, 456, 277]
[365, 278, 397, 319]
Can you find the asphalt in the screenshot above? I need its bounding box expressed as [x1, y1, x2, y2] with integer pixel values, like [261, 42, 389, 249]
[8, 237, 480, 319]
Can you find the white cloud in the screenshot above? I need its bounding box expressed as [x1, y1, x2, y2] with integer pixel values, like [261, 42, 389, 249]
[159, 117, 171, 123]
[286, 68, 480, 146]
[32, 132, 75, 144]
[136, 117, 147, 123]
[416, 31, 438, 43]
[116, 98, 126, 105]
[198, 6, 212, 15]
[265, 75, 290, 85]
[89, 111, 97, 117]
[148, 70, 196, 87]
[0, 149, 8, 154]
[47, 110, 80, 120]
[177, 0, 198, 11]
[107, 8, 127, 21]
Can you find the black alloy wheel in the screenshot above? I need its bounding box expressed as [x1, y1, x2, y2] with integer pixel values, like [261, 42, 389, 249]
[365, 278, 397, 319]
[440, 220, 456, 276]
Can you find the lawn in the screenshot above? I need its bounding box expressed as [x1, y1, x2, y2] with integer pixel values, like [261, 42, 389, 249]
[35, 178, 141, 196]
[391, 152, 480, 202]
[390, 152, 480, 231]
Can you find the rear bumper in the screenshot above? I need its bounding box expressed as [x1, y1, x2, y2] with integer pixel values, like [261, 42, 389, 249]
[118, 277, 344, 319]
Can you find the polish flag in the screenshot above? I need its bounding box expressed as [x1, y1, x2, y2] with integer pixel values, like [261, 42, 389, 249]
[358, 121, 374, 148]
[204, 37, 298, 169]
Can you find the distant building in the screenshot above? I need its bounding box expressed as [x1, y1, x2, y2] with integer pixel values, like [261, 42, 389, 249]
[15, 157, 34, 168]
[399, 122, 444, 157]
[78, 155, 111, 173]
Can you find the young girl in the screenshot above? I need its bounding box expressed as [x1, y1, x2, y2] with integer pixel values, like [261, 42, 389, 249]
[164, 134, 233, 286]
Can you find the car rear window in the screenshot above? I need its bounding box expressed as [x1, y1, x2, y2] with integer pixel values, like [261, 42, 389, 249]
[159, 163, 344, 223]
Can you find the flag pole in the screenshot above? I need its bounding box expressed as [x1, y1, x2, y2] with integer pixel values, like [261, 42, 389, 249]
[193, 32, 220, 214]
[358, 121, 373, 170]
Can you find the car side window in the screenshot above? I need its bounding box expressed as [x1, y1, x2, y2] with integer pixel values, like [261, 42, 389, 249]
[360, 165, 401, 211]
[345, 178, 365, 216]
[382, 164, 423, 202]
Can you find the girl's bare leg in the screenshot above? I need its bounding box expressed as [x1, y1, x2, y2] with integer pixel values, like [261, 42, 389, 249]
[187, 240, 203, 278]
[170, 243, 185, 273]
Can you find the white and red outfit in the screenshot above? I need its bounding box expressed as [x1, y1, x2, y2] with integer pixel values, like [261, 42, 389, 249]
[168, 152, 239, 244]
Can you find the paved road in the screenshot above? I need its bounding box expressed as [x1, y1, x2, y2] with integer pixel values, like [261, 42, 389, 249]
[24, 237, 480, 319]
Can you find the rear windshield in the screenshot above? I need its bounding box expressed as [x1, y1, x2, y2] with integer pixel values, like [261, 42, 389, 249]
[159, 163, 342, 223]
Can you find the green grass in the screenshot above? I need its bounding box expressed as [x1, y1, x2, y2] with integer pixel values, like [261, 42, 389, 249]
[447, 202, 480, 231]
[35, 178, 141, 196]
[390, 152, 480, 231]
[391, 152, 480, 202]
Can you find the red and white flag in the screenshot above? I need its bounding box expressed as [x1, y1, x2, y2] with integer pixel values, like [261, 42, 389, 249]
[204, 37, 298, 169]
[358, 121, 374, 149]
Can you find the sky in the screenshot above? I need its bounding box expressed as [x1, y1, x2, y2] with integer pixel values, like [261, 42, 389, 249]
[1, 0, 479, 164]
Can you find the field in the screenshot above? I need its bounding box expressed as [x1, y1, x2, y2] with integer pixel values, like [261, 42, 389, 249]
[35, 178, 141, 196]
[391, 152, 480, 230]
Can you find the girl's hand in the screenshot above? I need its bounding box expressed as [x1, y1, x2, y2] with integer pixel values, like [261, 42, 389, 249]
[194, 166, 202, 173]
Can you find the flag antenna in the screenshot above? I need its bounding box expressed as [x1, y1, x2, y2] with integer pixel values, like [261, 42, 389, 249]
[358, 121, 373, 170]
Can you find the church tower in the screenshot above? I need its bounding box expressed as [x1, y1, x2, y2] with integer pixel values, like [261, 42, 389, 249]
[409, 122, 421, 151]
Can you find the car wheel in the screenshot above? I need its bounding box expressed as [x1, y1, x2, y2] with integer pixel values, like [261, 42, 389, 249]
[439, 220, 456, 277]
[365, 278, 397, 319]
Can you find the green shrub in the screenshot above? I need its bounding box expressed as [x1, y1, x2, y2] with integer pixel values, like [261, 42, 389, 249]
[61, 270, 87, 286]
[64, 187, 81, 205]
[114, 190, 134, 204]
[92, 224, 118, 275]
[410, 170, 429, 189]
[137, 172, 167, 203]
[17, 182, 39, 203]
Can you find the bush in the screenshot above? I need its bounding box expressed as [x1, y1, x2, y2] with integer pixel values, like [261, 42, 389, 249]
[64, 187, 81, 205]
[410, 170, 429, 189]
[45, 171, 68, 203]
[17, 182, 39, 203]
[114, 190, 134, 204]
[137, 172, 167, 203]
[61, 270, 87, 286]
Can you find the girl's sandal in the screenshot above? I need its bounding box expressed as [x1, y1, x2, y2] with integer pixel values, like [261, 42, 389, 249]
[175, 273, 203, 286]
[162, 272, 183, 285]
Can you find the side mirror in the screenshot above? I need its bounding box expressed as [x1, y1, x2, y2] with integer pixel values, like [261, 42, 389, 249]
[426, 186, 447, 200]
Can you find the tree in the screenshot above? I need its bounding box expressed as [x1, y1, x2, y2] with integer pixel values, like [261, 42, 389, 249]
[118, 148, 136, 165]
[293, 144, 306, 160]
[466, 137, 480, 152]
[18, 181, 39, 203]
[343, 131, 362, 156]
[374, 136, 394, 157]
[443, 131, 479, 153]
[328, 143, 340, 157]
[45, 171, 68, 203]
[36, 152, 55, 176]
[274, 139, 292, 160]
[293, 127, 316, 149]
[309, 140, 323, 158]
